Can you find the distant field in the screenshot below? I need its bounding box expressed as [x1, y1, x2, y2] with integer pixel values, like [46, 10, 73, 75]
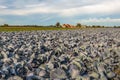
[0, 27, 87, 32]
[0, 27, 117, 32]
[0, 27, 79, 32]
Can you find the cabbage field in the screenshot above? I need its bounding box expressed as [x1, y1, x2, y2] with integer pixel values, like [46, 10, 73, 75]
[0, 28, 120, 80]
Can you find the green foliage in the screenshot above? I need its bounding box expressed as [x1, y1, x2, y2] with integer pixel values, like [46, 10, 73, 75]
[0, 23, 119, 32]
[114, 26, 120, 28]
[76, 23, 81, 28]
[56, 22, 61, 27]
[3, 24, 9, 27]
[91, 25, 105, 28]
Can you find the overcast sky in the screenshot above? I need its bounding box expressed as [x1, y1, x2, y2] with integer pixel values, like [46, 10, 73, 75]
[0, 0, 120, 26]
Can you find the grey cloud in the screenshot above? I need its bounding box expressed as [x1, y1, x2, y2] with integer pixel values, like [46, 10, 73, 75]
[0, 0, 120, 17]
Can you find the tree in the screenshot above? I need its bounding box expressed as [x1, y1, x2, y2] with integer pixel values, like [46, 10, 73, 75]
[76, 23, 81, 28]
[3, 24, 9, 27]
[92, 25, 96, 28]
[56, 22, 61, 27]
[114, 26, 117, 28]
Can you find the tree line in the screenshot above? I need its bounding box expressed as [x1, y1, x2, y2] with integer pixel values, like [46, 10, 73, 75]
[0, 23, 120, 28]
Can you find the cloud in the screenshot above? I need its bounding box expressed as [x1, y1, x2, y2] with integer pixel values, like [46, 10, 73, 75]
[0, 5, 7, 9]
[79, 17, 120, 26]
[80, 18, 120, 23]
[0, 0, 120, 26]
[0, 3, 58, 15]
[0, 0, 120, 16]
[60, 0, 120, 16]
